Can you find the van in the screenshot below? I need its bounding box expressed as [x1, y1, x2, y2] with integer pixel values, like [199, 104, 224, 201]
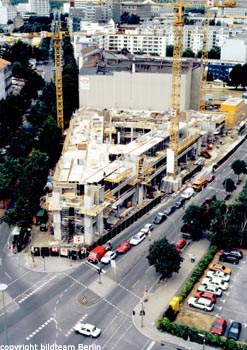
[87, 245, 107, 263]
[192, 178, 208, 192]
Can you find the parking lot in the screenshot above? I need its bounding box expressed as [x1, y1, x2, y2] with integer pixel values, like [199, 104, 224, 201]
[178, 250, 247, 342]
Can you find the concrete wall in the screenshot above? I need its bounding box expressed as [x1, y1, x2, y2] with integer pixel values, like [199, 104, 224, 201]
[221, 38, 247, 64]
[79, 67, 199, 111]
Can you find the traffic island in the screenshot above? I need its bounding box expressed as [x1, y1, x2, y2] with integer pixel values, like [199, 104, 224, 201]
[77, 288, 101, 307]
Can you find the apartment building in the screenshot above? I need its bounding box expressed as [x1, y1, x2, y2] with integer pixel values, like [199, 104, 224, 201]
[29, 0, 50, 17]
[0, 58, 12, 100]
[69, 0, 115, 23]
[0, 5, 17, 25]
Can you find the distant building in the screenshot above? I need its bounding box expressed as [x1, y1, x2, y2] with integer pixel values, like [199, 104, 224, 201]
[29, 0, 50, 17]
[0, 58, 12, 100]
[0, 5, 17, 25]
[221, 36, 247, 63]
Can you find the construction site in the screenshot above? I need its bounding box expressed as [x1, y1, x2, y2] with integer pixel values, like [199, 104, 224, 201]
[39, 0, 247, 250]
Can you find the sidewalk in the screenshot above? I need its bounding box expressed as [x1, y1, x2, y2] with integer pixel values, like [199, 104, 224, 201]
[132, 239, 221, 350]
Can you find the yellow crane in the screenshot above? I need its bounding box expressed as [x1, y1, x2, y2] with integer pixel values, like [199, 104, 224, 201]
[167, 0, 184, 177]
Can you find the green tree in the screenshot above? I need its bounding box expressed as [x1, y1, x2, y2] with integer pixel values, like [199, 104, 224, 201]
[166, 45, 174, 57]
[208, 46, 221, 59]
[231, 159, 247, 183]
[222, 177, 236, 197]
[147, 237, 183, 278]
[0, 156, 20, 200]
[182, 204, 204, 240]
[182, 48, 195, 58]
[228, 64, 243, 89]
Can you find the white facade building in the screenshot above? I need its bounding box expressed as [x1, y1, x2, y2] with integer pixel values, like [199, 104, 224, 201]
[29, 0, 50, 17]
[221, 37, 247, 63]
[0, 6, 17, 25]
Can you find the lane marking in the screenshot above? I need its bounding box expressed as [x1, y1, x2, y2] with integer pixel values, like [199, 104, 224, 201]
[145, 266, 152, 273]
[26, 317, 54, 340]
[132, 279, 140, 289]
[145, 341, 156, 350]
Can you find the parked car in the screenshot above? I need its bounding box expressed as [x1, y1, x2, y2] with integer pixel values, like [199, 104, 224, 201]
[153, 212, 166, 224]
[195, 291, 216, 303]
[129, 231, 146, 245]
[206, 271, 230, 282]
[208, 263, 232, 275]
[206, 175, 215, 183]
[202, 277, 229, 290]
[176, 239, 186, 251]
[197, 284, 222, 297]
[211, 318, 227, 336]
[101, 250, 116, 264]
[181, 187, 194, 199]
[116, 241, 131, 254]
[223, 249, 243, 260]
[219, 254, 239, 265]
[163, 205, 176, 216]
[140, 223, 153, 234]
[187, 297, 214, 312]
[74, 323, 101, 337]
[87, 245, 107, 263]
[175, 197, 186, 208]
[227, 321, 242, 340]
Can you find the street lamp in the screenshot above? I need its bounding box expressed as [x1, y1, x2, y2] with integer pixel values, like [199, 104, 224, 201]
[198, 333, 205, 350]
[0, 283, 8, 345]
[140, 301, 145, 328]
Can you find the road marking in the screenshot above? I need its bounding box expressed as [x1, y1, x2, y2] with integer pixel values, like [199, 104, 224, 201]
[64, 314, 88, 337]
[17, 275, 57, 303]
[26, 317, 54, 340]
[132, 279, 140, 289]
[145, 266, 152, 273]
[4, 271, 11, 279]
[145, 341, 155, 350]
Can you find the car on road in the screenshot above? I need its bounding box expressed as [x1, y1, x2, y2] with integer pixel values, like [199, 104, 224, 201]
[175, 197, 186, 209]
[202, 277, 229, 290]
[101, 250, 116, 264]
[116, 241, 131, 254]
[223, 249, 243, 260]
[197, 284, 222, 297]
[163, 205, 176, 216]
[195, 291, 216, 303]
[219, 254, 239, 265]
[187, 297, 214, 312]
[206, 270, 230, 282]
[140, 223, 153, 234]
[129, 231, 146, 245]
[208, 263, 232, 275]
[153, 212, 166, 224]
[74, 323, 101, 337]
[211, 318, 227, 336]
[176, 239, 186, 252]
[227, 321, 242, 340]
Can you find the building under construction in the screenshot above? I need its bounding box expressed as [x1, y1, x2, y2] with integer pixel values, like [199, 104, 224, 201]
[45, 103, 245, 246]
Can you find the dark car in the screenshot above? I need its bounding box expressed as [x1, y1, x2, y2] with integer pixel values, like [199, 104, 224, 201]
[211, 318, 227, 336]
[227, 321, 242, 340]
[223, 249, 243, 260]
[153, 212, 166, 224]
[175, 197, 186, 209]
[163, 206, 176, 216]
[219, 254, 239, 265]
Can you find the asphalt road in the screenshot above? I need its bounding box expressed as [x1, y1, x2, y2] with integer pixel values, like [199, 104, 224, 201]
[1, 138, 247, 348]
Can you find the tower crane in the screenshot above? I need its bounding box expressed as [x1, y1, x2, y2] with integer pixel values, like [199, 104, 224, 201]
[167, 0, 184, 178]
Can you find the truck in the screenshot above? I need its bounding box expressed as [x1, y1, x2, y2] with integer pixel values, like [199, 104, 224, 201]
[192, 178, 208, 192]
[87, 245, 107, 263]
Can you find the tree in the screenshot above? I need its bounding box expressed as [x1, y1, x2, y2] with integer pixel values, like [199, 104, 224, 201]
[166, 45, 174, 57]
[182, 204, 204, 240]
[223, 178, 236, 197]
[147, 237, 183, 278]
[228, 64, 243, 89]
[208, 46, 221, 59]
[231, 159, 247, 183]
[182, 48, 195, 58]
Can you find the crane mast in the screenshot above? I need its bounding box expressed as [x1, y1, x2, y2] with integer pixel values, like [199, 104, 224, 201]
[53, 21, 64, 134]
[168, 0, 184, 177]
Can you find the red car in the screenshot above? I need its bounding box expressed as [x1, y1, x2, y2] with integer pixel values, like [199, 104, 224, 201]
[211, 318, 227, 336]
[116, 241, 131, 254]
[195, 291, 216, 303]
[176, 239, 186, 252]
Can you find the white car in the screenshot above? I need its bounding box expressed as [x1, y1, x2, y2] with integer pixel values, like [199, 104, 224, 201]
[140, 223, 153, 234]
[206, 270, 230, 282]
[74, 323, 101, 337]
[188, 297, 214, 312]
[129, 231, 146, 245]
[197, 284, 222, 297]
[101, 251, 116, 264]
[202, 277, 229, 291]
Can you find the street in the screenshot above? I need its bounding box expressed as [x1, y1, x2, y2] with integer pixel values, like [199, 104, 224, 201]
[0, 138, 247, 349]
